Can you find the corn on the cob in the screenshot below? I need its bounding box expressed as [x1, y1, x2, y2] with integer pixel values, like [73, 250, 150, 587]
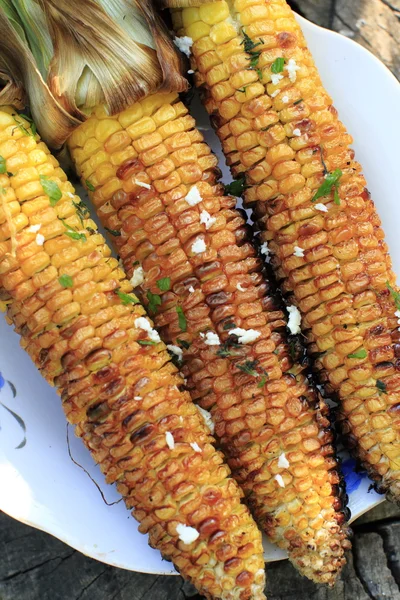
[170, 0, 400, 503]
[0, 106, 267, 600]
[68, 91, 351, 584]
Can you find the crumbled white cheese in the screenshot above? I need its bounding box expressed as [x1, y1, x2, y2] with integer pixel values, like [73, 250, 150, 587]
[191, 238, 206, 254]
[176, 523, 200, 544]
[293, 128, 301, 137]
[260, 241, 271, 262]
[285, 58, 301, 83]
[134, 317, 161, 342]
[130, 265, 144, 287]
[134, 179, 151, 190]
[167, 344, 183, 361]
[237, 283, 246, 292]
[190, 442, 202, 453]
[187, 69, 194, 74]
[173, 36, 193, 57]
[199, 209, 216, 230]
[271, 73, 283, 86]
[314, 203, 328, 213]
[28, 224, 41, 233]
[230, 328, 261, 344]
[66, 192, 75, 199]
[395, 310, 400, 329]
[197, 405, 215, 434]
[282, 95, 289, 103]
[36, 233, 45, 246]
[188, 285, 195, 293]
[185, 185, 203, 206]
[179, 416, 184, 423]
[134, 396, 142, 401]
[293, 246, 305, 258]
[271, 89, 280, 98]
[275, 474, 285, 488]
[165, 431, 175, 450]
[278, 453, 290, 469]
[287, 305, 301, 335]
[200, 331, 220, 346]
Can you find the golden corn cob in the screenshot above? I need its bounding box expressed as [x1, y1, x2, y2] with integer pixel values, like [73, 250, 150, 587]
[170, 0, 400, 502]
[68, 91, 351, 584]
[0, 106, 267, 600]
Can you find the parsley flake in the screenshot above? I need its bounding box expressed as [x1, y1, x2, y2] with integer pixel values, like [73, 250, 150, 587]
[293, 98, 303, 105]
[40, 175, 62, 206]
[157, 277, 171, 292]
[312, 169, 342, 204]
[176, 306, 187, 332]
[237, 360, 259, 377]
[376, 380, 387, 395]
[60, 220, 87, 242]
[86, 179, 95, 192]
[258, 375, 268, 388]
[116, 290, 140, 305]
[147, 290, 162, 314]
[386, 281, 400, 311]
[241, 30, 263, 54]
[224, 177, 247, 197]
[58, 274, 73, 288]
[137, 340, 157, 346]
[348, 349, 367, 359]
[105, 227, 121, 237]
[177, 338, 190, 349]
[0, 155, 6, 174]
[271, 57, 285, 74]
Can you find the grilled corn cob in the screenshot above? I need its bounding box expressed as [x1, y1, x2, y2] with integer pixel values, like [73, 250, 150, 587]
[0, 107, 267, 600]
[170, 0, 400, 502]
[68, 91, 351, 584]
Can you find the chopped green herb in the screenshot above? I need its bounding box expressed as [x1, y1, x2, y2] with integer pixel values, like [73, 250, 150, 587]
[12, 114, 32, 137]
[376, 380, 387, 395]
[257, 68, 263, 80]
[137, 340, 157, 346]
[116, 290, 140, 305]
[248, 53, 261, 70]
[288, 338, 298, 361]
[241, 30, 263, 54]
[318, 147, 329, 175]
[312, 169, 342, 203]
[19, 113, 36, 135]
[293, 98, 303, 106]
[177, 338, 190, 350]
[386, 281, 400, 311]
[0, 155, 6, 174]
[176, 306, 187, 332]
[60, 220, 87, 242]
[58, 274, 73, 288]
[271, 57, 285, 74]
[73, 200, 90, 224]
[157, 277, 171, 292]
[132, 260, 140, 267]
[237, 359, 259, 377]
[261, 123, 275, 132]
[40, 175, 62, 206]
[237, 87, 248, 93]
[86, 227, 96, 235]
[105, 227, 121, 237]
[348, 349, 367, 359]
[224, 177, 246, 197]
[0, 187, 6, 195]
[258, 375, 268, 388]
[85, 179, 95, 192]
[147, 290, 162, 314]
[223, 321, 236, 331]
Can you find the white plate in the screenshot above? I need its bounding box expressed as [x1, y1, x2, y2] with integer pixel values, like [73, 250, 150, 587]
[0, 14, 399, 574]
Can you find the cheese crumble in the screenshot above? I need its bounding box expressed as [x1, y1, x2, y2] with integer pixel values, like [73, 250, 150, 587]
[167, 344, 183, 361]
[287, 305, 301, 335]
[28, 224, 42, 233]
[165, 431, 175, 450]
[173, 36, 193, 57]
[293, 246, 305, 257]
[293, 128, 301, 137]
[134, 317, 161, 342]
[314, 203, 328, 213]
[230, 328, 261, 344]
[185, 185, 203, 206]
[134, 179, 151, 189]
[176, 523, 200, 544]
[271, 73, 283, 86]
[285, 58, 300, 82]
[275, 474, 285, 488]
[134, 396, 142, 401]
[200, 331, 220, 346]
[191, 238, 206, 254]
[197, 405, 215, 434]
[282, 95, 289, 103]
[130, 265, 144, 287]
[271, 89, 280, 98]
[278, 453, 290, 469]
[36, 233, 45, 246]
[237, 283, 246, 292]
[200, 209, 216, 230]
[260, 241, 271, 262]
[188, 285, 195, 293]
[190, 442, 202, 453]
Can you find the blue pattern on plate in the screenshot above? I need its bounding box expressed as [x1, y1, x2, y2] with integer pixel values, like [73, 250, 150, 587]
[0, 372, 5, 390]
[0, 372, 26, 449]
[341, 458, 367, 494]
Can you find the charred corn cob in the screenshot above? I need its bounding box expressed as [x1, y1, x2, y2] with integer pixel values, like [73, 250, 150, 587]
[170, 0, 400, 502]
[0, 107, 267, 600]
[68, 91, 351, 584]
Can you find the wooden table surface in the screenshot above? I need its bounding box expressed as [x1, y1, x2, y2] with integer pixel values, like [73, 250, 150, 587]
[1, 1, 400, 599]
